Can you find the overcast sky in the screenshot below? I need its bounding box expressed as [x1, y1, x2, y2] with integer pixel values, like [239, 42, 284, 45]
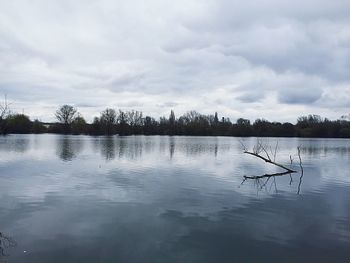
[1, 0, 350, 122]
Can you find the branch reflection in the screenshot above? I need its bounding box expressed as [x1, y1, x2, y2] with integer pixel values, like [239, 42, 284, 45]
[241, 171, 304, 195]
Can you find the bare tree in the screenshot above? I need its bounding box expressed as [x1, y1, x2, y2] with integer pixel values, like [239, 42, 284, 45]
[126, 110, 143, 127]
[0, 95, 10, 119]
[0, 95, 11, 134]
[125, 110, 143, 134]
[100, 108, 117, 135]
[340, 114, 350, 121]
[55, 105, 77, 125]
[55, 105, 78, 133]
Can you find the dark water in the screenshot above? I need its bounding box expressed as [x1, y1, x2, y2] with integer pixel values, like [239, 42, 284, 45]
[0, 135, 350, 262]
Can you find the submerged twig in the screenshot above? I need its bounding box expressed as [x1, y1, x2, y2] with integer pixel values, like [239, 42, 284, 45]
[297, 146, 304, 195]
[297, 146, 303, 174]
[242, 139, 296, 173]
[241, 140, 304, 195]
[273, 141, 279, 162]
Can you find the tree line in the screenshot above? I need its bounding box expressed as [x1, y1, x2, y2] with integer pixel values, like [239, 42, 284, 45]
[1, 103, 350, 138]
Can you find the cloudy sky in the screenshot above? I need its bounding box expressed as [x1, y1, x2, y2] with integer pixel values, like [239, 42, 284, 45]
[1, 0, 350, 122]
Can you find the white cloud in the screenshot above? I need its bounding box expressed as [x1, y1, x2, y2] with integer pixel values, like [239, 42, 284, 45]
[0, 0, 350, 122]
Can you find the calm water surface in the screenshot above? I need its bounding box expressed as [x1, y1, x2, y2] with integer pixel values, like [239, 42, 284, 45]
[0, 134, 350, 262]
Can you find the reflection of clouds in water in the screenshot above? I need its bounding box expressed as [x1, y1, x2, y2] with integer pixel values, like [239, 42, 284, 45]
[0, 135, 30, 153]
[0, 231, 16, 258]
[157, 189, 350, 260]
[1, 135, 348, 201]
[0, 135, 350, 262]
[2, 186, 350, 262]
[2, 135, 346, 203]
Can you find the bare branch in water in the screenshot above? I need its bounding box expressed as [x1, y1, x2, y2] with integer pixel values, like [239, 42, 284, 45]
[297, 146, 303, 174]
[243, 139, 296, 173]
[297, 146, 304, 195]
[243, 151, 297, 173]
[241, 141, 305, 195]
[273, 141, 279, 162]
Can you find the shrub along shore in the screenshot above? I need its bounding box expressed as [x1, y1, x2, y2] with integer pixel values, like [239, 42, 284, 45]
[1, 105, 350, 138]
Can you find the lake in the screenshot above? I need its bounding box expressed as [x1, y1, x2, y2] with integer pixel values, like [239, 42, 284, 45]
[0, 134, 349, 262]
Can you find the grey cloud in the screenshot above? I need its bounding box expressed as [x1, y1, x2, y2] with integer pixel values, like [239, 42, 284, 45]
[75, 103, 104, 108]
[106, 72, 146, 93]
[220, 22, 350, 82]
[0, 0, 350, 122]
[156, 102, 179, 108]
[316, 85, 350, 108]
[179, 16, 350, 82]
[236, 92, 264, 103]
[117, 101, 145, 108]
[234, 80, 268, 103]
[184, 0, 350, 31]
[278, 87, 323, 104]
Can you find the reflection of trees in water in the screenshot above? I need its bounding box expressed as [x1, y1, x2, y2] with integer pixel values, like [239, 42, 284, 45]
[0, 232, 16, 259]
[121, 138, 143, 160]
[300, 146, 350, 157]
[94, 136, 143, 161]
[165, 137, 224, 158]
[109, 137, 144, 160]
[169, 137, 175, 159]
[178, 140, 224, 157]
[0, 136, 29, 153]
[56, 135, 83, 161]
[91, 136, 227, 160]
[101, 136, 116, 161]
[118, 138, 126, 159]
